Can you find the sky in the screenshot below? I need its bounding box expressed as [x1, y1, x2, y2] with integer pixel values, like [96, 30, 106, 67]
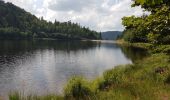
[4, 0, 144, 32]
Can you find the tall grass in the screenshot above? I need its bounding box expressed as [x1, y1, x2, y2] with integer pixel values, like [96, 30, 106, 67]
[9, 92, 63, 100]
[64, 76, 93, 99]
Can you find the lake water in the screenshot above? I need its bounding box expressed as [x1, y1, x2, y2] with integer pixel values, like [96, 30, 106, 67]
[0, 40, 147, 98]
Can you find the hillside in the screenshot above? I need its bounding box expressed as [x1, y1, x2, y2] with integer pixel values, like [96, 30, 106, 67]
[101, 31, 122, 40]
[0, 0, 100, 39]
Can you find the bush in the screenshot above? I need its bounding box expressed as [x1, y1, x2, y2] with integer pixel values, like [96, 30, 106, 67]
[103, 66, 126, 86]
[64, 76, 93, 99]
[123, 30, 136, 42]
[165, 75, 170, 84]
[147, 33, 160, 44]
[159, 35, 170, 44]
[90, 78, 105, 92]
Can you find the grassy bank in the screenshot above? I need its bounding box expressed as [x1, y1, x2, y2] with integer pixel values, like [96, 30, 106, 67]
[9, 43, 170, 100]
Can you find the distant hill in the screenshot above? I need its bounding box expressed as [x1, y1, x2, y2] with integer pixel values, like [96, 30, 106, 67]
[0, 0, 100, 39]
[101, 31, 122, 40]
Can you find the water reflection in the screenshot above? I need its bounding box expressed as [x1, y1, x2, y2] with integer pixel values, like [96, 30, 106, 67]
[0, 40, 100, 54]
[120, 46, 148, 62]
[0, 40, 147, 98]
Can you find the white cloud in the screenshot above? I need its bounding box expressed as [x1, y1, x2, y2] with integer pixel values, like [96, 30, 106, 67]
[4, 0, 144, 31]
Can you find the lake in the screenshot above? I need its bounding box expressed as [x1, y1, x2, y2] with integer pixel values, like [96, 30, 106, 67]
[0, 40, 147, 98]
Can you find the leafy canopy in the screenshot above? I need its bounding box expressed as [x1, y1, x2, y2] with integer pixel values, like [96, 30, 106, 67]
[122, 0, 170, 44]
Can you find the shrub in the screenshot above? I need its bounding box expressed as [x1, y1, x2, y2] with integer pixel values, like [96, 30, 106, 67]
[103, 66, 126, 86]
[147, 33, 160, 44]
[165, 75, 170, 84]
[123, 30, 136, 42]
[64, 76, 92, 99]
[90, 78, 105, 92]
[159, 35, 170, 44]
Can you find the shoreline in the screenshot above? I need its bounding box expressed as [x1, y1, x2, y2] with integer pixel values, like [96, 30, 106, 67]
[7, 41, 170, 100]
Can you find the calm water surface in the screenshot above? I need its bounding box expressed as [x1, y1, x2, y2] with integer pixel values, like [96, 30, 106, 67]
[0, 40, 147, 97]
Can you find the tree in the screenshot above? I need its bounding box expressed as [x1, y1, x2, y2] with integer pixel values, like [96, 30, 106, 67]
[0, 1, 101, 40]
[122, 0, 170, 44]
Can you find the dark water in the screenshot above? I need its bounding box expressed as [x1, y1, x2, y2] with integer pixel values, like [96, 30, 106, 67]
[0, 40, 147, 97]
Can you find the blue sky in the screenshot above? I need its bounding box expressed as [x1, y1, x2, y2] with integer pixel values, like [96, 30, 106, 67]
[4, 0, 144, 31]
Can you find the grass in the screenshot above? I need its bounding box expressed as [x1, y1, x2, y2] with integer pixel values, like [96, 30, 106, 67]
[9, 92, 63, 100]
[9, 43, 170, 100]
[64, 76, 93, 99]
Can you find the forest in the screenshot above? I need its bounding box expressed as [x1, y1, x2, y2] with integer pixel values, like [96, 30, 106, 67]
[0, 0, 101, 40]
[122, 0, 170, 44]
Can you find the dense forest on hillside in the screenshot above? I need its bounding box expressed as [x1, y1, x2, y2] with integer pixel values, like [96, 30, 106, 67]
[101, 31, 122, 40]
[122, 0, 170, 44]
[0, 0, 101, 40]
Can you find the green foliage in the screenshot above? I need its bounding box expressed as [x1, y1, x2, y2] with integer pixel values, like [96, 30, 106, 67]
[147, 33, 160, 43]
[90, 78, 105, 93]
[166, 75, 170, 84]
[93, 90, 135, 100]
[122, 15, 148, 43]
[0, 27, 32, 39]
[64, 76, 93, 99]
[132, 0, 168, 12]
[0, 1, 100, 40]
[103, 67, 126, 85]
[9, 92, 63, 100]
[122, 0, 170, 44]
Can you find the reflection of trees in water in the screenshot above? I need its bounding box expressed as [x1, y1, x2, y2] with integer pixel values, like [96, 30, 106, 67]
[0, 40, 101, 55]
[100, 43, 120, 49]
[0, 40, 101, 68]
[119, 45, 149, 63]
[0, 40, 101, 77]
[0, 40, 149, 63]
